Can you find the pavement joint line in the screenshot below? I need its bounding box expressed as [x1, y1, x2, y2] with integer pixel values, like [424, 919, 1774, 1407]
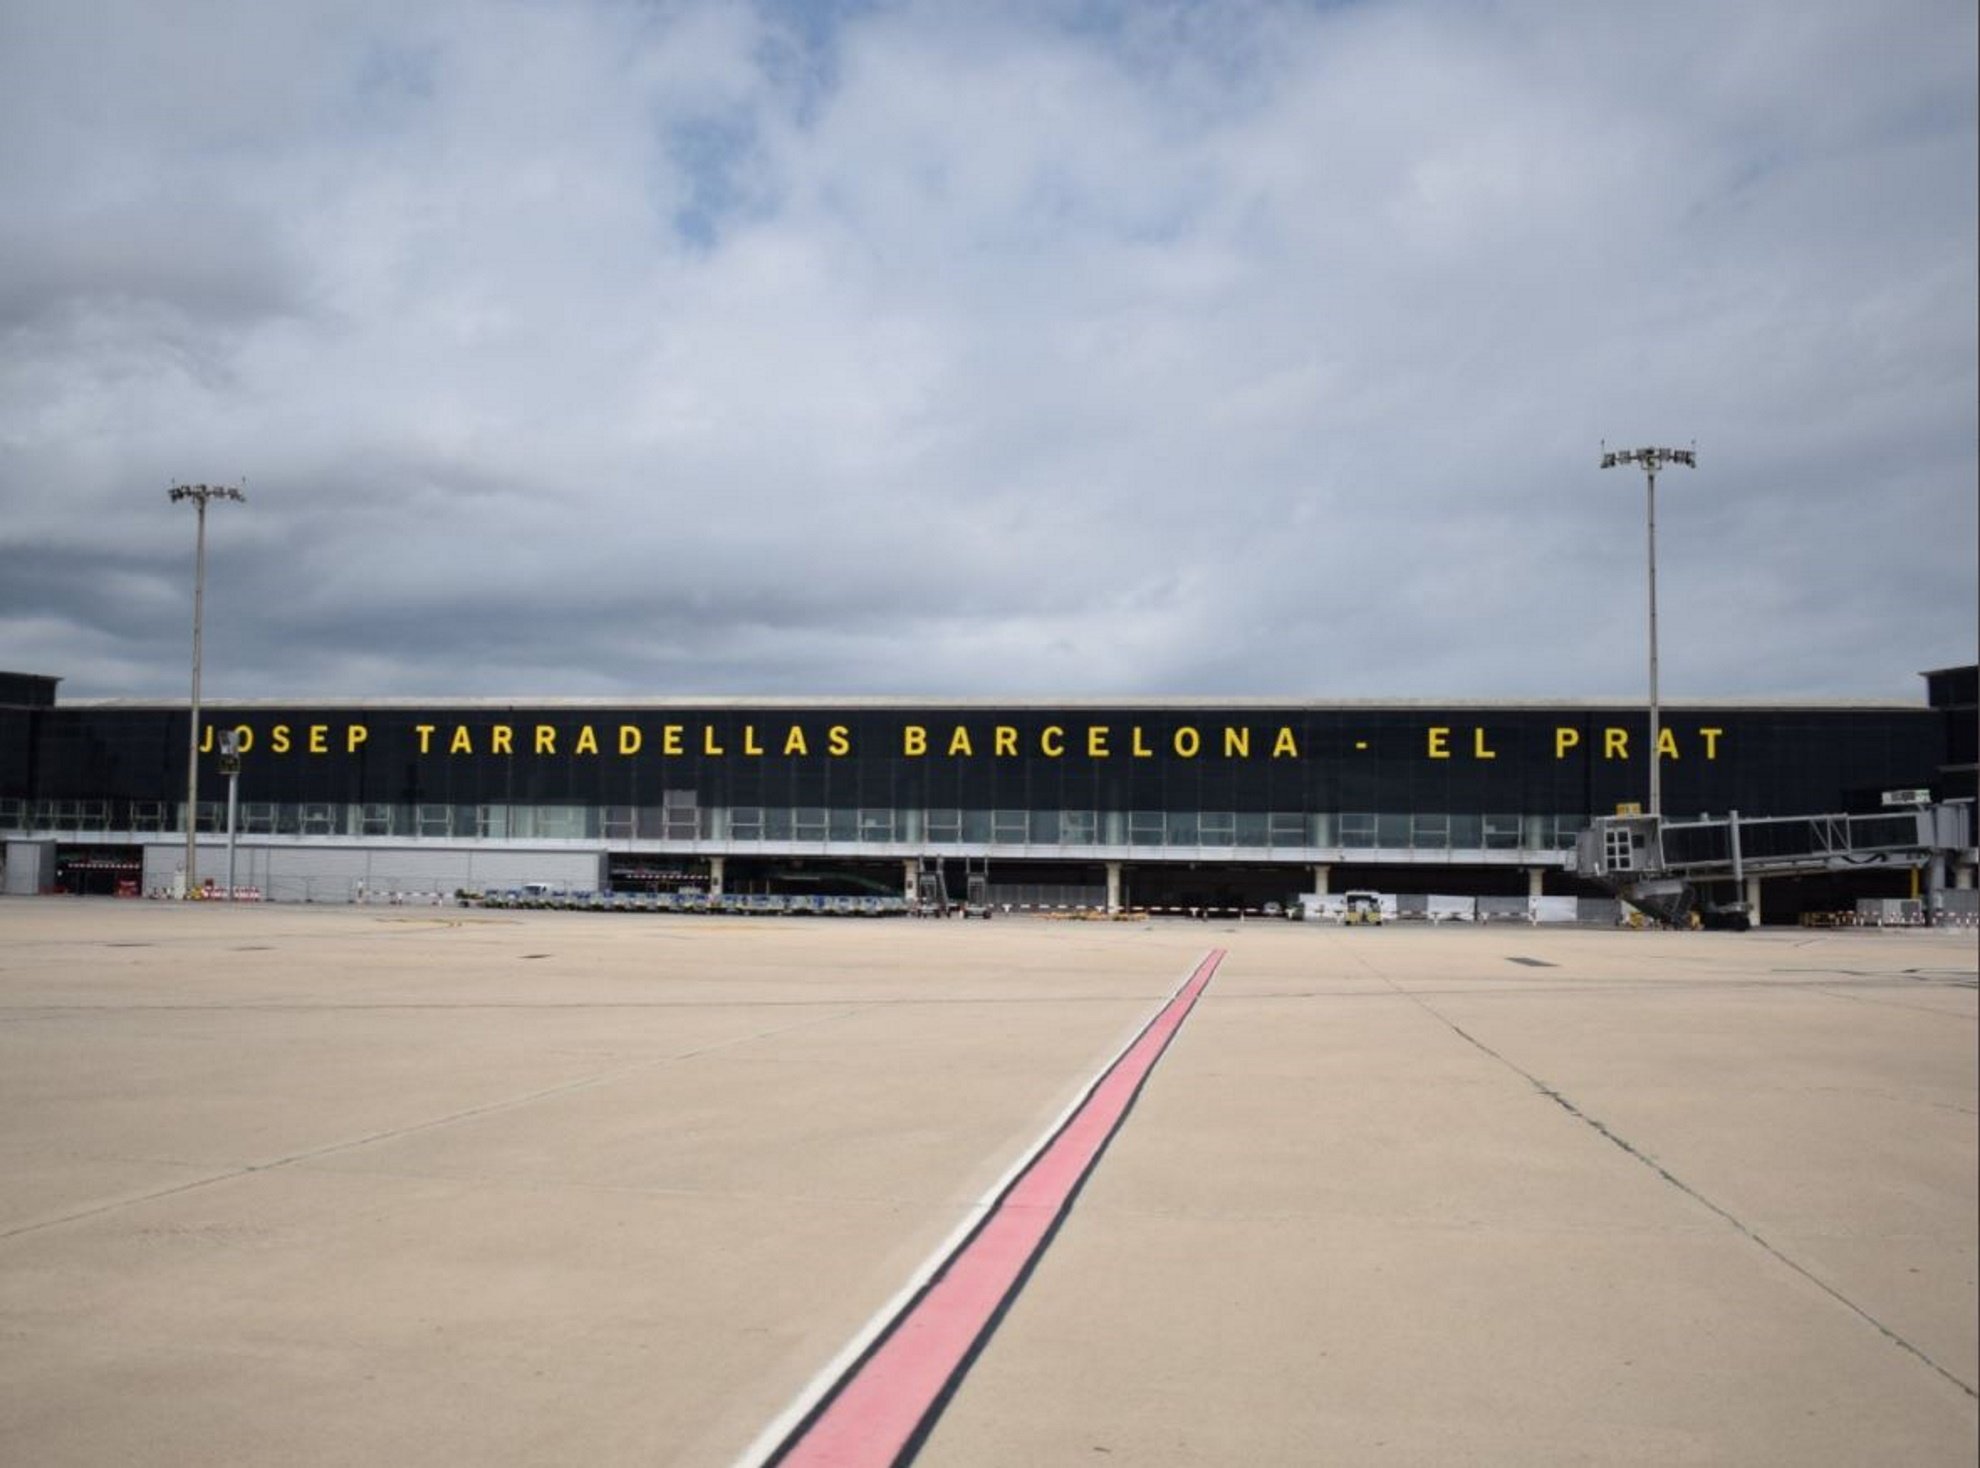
[736, 948, 1226, 1468]
[1390, 981, 1980, 1405]
[0, 1004, 864, 1246]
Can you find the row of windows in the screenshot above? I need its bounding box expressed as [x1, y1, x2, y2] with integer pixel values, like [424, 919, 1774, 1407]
[0, 798, 1590, 851]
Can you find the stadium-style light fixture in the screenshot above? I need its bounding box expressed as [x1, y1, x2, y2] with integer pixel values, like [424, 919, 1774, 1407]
[1598, 445, 1695, 819]
[168, 482, 246, 898]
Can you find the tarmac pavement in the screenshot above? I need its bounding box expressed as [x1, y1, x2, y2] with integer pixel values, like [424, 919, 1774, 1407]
[0, 899, 1972, 1465]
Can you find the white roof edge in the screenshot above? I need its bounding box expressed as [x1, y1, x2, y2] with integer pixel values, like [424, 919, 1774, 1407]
[56, 694, 1932, 712]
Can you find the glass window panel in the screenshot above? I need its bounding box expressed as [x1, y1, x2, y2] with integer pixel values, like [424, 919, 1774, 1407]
[859, 808, 895, 841]
[1268, 812, 1308, 846]
[926, 809, 961, 844]
[243, 802, 278, 834]
[1167, 811, 1199, 846]
[1235, 812, 1269, 847]
[729, 806, 764, 840]
[1029, 809, 1061, 844]
[1377, 813, 1411, 847]
[1060, 810, 1096, 844]
[992, 809, 1029, 843]
[794, 807, 828, 841]
[1411, 813, 1449, 849]
[1199, 812, 1236, 847]
[1483, 814, 1522, 849]
[419, 804, 454, 838]
[1129, 811, 1166, 846]
[1339, 813, 1376, 846]
[1449, 813, 1481, 848]
[764, 807, 793, 840]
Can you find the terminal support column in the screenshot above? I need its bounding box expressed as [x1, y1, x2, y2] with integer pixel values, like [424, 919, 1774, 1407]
[1527, 868, 1545, 899]
[1312, 864, 1331, 896]
[1745, 876, 1762, 926]
[1105, 861, 1122, 914]
[708, 856, 724, 898]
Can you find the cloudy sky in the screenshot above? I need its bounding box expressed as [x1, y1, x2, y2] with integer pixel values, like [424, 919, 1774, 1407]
[2, 0, 1973, 705]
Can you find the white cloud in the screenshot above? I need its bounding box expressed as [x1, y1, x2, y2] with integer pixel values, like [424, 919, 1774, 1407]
[0, 0, 1972, 701]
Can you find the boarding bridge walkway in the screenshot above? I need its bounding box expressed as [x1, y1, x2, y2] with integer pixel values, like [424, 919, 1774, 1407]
[1575, 802, 1974, 926]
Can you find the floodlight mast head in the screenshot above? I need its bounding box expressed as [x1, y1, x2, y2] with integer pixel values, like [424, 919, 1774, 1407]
[1598, 444, 1695, 820]
[168, 482, 247, 506]
[1599, 445, 1697, 472]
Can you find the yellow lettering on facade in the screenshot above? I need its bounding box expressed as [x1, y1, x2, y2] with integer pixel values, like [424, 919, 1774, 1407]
[1273, 726, 1299, 758]
[663, 725, 683, 755]
[1604, 727, 1629, 759]
[947, 726, 973, 757]
[1555, 726, 1580, 758]
[1656, 727, 1679, 760]
[1132, 726, 1154, 758]
[415, 724, 436, 754]
[199, 725, 214, 754]
[345, 725, 366, 754]
[702, 726, 723, 756]
[491, 725, 513, 754]
[994, 726, 1017, 757]
[1041, 725, 1064, 757]
[450, 725, 473, 755]
[784, 726, 809, 756]
[1088, 725, 1110, 758]
[309, 725, 328, 754]
[742, 724, 763, 756]
[1224, 727, 1249, 758]
[619, 725, 642, 755]
[1700, 727, 1722, 759]
[903, 725, 927, 756]
[576, 725, 600, 755]
[1428, 726, 1451, 759]
[272, 724, 291, 753]
[232, 725, 254, 753]
[1174, 726, 1200, 758]
[1473, 727, 1497, 760]
[828, 725, 850, 756]
[535, 725, 556, 755]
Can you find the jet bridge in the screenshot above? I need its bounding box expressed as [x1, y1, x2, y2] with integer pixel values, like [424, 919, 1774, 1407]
[1575, 802, 1973, 927]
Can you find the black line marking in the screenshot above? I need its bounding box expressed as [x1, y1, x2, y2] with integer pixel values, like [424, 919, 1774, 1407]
[1401, 992, 1978, 1403]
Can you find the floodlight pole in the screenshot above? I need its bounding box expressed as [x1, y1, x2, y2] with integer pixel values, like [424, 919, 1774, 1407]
[168, 482, 246, 898]
[1598, 446, 1695, 818]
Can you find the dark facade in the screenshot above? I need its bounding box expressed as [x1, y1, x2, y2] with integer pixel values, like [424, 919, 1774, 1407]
[3, 673, 1972, 916]
[2, 695, 1956, 829]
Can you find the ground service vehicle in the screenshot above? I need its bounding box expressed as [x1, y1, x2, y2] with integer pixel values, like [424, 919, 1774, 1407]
[1342, 891, 1384, 925]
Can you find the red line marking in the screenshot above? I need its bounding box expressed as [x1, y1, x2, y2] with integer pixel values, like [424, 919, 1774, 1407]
[768, 948, 1226, 1467]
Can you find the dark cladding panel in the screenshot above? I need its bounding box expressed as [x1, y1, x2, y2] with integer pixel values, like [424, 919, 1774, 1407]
[8, 699, 1951, 822]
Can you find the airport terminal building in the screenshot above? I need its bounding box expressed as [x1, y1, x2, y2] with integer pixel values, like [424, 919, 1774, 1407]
[3, 667, 1974, 921]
